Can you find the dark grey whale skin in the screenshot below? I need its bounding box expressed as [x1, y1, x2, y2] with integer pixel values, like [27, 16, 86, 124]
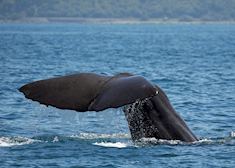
[19, 73, 198, 142]
[124, 86, 198, 142]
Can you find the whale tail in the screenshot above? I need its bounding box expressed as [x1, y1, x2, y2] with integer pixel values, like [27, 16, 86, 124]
[19, 73, 157, 112]
[19, 72, 198, 142]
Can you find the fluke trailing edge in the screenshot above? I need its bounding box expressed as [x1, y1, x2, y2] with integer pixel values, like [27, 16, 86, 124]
[19, 73, 198, 142]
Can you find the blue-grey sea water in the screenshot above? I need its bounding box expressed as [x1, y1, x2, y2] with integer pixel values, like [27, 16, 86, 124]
[0, 23, 235, 167]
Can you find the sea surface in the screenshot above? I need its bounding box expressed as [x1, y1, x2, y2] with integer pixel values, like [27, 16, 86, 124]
[0, 23, 235, 168]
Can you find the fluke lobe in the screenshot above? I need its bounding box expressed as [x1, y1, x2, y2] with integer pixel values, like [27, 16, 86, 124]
[19, 72, 198, 142]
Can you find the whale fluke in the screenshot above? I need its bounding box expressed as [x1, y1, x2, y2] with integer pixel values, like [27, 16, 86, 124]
[19, 72, 198, 142]
[19, 73, 157, 112]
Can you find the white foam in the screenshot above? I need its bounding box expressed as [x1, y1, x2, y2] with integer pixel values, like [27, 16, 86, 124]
[137, 137, 183, 145]
[93, 142, 128, 148]
[71, 133, 130, 139]
[192, 138, 213, 144]
[52, 136, 59, 142]
[230, 131, 235, 137]
[0, 136, 40, 147]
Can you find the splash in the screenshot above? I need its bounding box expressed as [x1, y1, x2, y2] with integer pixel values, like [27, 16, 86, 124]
[230, 131, 235, 137]
[0, 136, 41, 147]
[52, 136, 59, 142]
[136, 137, 184, 146]
[93, 142, 129, 148]
[1, 131, 234, 148]
[134, 132, 235, 146]
[71, 133, 130, 139]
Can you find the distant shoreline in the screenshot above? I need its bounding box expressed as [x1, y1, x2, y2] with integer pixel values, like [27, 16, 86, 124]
[1, 17, 235, 24]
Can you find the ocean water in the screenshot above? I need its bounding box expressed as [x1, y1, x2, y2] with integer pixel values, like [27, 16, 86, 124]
[0, 23, 235, 167]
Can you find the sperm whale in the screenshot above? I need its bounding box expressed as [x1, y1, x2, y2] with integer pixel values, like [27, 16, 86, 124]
[19, 72, 198, 142]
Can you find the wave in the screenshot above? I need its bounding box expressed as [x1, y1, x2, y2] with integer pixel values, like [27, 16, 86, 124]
[1, 131, 234, 148]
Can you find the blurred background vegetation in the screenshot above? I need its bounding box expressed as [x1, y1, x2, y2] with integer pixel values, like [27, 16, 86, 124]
[0, 0, 235, 21]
